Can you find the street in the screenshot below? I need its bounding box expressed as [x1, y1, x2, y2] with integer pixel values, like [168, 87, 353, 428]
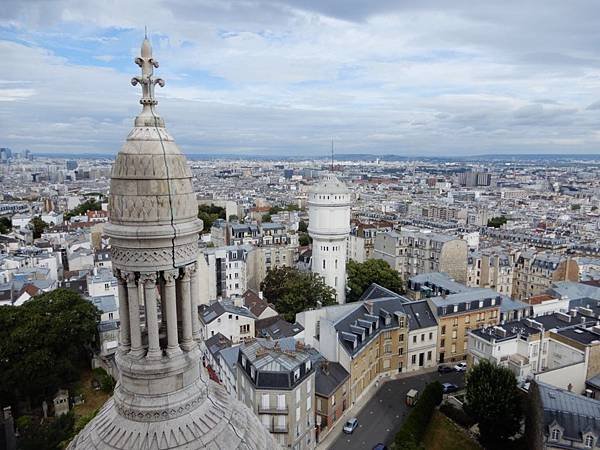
[327, 370, 464, 450]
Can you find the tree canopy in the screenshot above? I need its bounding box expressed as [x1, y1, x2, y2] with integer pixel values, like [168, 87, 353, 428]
[465, 360, 523, 447]
[487, 216, 507, 228]
[0, 217, 11, 234]
[260, 267, 336, 321]
[197, 203, 226, 232]
[0, 289, 100, 405]
[346, 259, 405, 302]
[65, 198, 103, 221]
[31, 216, 48, 239]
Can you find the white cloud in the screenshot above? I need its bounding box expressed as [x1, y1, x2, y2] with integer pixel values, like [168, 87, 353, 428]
[1, 0, 600, 154]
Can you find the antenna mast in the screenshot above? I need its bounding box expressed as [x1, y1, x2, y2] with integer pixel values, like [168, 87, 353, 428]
[331, 139, 334, 172]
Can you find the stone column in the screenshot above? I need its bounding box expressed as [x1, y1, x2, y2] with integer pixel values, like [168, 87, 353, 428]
[125, 272, 144, 358]
[117, 271, 130, 352]
[164, 269, 181, 356]
[141, 272, 162, 360]
[190, 262, 201, 341]
[180, 265, 194, 351]
[159, 275, 167, 326]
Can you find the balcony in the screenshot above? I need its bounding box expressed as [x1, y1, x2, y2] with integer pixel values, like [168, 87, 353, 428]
[258, 406, 289, 414]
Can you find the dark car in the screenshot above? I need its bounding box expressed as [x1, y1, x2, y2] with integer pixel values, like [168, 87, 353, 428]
[373, 444, 388, 450]
[442, 382, 459, 394]
[438, 364, 454, 373]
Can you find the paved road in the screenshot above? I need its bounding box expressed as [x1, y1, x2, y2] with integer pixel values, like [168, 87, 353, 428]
[327, 370, 464, 450]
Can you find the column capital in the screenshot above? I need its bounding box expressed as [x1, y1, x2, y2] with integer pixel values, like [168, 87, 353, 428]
[122, 271, 137, 285]
[181, 264, 194, 281]
[163, 269, 179, 285]
[140, 272, 157, 286]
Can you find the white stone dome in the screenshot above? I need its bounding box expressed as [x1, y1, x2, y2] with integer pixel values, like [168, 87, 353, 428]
[68, 35, 279, 450]
[309, 173, 350, 196]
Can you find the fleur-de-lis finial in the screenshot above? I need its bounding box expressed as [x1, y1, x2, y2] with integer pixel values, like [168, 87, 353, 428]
[131, 33, 165, 121]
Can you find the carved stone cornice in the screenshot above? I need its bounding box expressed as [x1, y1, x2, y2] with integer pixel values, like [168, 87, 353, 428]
[139, 272, 157, 287]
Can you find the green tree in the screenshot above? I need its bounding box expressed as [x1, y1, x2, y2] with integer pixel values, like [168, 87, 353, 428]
[260, 267, 336, 321]
[268, 206, 282, 215]
[346, 259, 405, 302]
[0, 289, 100, 405]
[465, 360, 522, 447]
[0, 217, 11, 234]
[261, 213, 272, 223]
[197, 204, 226, 232]
[298, 220, 308, 233]
[571, 204, 581, 211]
[487, 216, 507, 228]
[31, 216, 48, 239]
[228, 214, 239, 222]
[17, 412, 76, 450]
[299, 233, 310, 246]
[65, 198, 102, 221]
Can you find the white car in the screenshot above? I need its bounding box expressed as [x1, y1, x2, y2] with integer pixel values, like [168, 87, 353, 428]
[343, 418, 358, 434]
[454, 362, 467, 372]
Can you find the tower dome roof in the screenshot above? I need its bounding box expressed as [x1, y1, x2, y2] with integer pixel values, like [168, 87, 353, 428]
[68, 35, 279, 450]
[309, 173, 349, 195]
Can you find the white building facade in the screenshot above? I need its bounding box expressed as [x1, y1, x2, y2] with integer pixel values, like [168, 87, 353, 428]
[308, 175, 351, 304]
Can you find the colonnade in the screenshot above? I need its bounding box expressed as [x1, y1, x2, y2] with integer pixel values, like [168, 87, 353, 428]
[116, 262, 201, 359]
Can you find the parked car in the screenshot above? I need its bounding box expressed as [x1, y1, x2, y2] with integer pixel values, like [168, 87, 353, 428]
[454, 362, 467, 372]
[373, 444, 388, 450]
[438, 364, 454, 373]
[442, 382, 459, 394]
[343, 418, 359, 434]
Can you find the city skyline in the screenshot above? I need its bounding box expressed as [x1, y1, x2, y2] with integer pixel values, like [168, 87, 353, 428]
[3, 1, 600, 156]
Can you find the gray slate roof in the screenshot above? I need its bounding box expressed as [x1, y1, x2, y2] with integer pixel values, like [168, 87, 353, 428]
[538, 381, 600, 444]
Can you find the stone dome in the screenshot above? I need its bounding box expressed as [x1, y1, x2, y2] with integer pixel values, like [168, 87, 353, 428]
[309, 173, 350, 196]
[68, 35, 279, 450]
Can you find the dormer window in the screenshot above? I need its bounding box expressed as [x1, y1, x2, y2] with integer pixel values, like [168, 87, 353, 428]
[551, 428, 560, 441]
[294, 368, 300, 381]
[241, 355, 247, 368]
[305, 360, 311, 371]
[585, 435, 594, 448]
[250, 366, 255, 379]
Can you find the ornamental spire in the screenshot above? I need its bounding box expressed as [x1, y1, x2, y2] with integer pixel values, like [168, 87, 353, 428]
[131, 33, 165, 125]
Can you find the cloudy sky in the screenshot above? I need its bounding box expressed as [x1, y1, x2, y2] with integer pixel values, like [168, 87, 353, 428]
[2, 0, 600, 157]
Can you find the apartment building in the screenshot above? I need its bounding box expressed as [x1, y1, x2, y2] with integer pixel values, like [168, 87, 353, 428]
[467, 247, 514, 296]
[348, 223, 391, 263]
[199, 297, 256, 343]
[237, 339, 316, 449]
[468, 306, 600, 393]
[428, 288, 503, 363]
[314, 360, 350, 442]
[374, 229, 468, 283]
[297, 290, 437, 405]
[513, 251, 579, 300]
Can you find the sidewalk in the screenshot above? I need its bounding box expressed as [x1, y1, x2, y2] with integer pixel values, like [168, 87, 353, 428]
[316, 367, 438, 450]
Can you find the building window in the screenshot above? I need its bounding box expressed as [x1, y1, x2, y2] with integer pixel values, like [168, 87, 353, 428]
[551, 429, 560, 440]
[306, 396, 312, 411]
[441, 326, 446, 335]
[322, 260, 326, 269]
[452, 330, 457, 339]
[464, 315, 470, 323]
[427, 351, 432, 361]
[412, 335, 417, 344]
[384, 343, 392, 354]
[294, 368, 300, 382]
[296, 388, 301, 404]
[399, 348, 404, 355]
[584, 435, 593, 448]
[429, 332, 433, 340]
[411, 355, 416, 364]
[441, 339, 445, 347]
[451, 344, 456, 354]
[240, 324, 250, 334]
[399, 334, 404, 342]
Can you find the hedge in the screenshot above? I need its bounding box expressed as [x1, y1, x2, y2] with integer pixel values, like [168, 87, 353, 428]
[439, 403, 476, 428]
[394, 381, 443, 449]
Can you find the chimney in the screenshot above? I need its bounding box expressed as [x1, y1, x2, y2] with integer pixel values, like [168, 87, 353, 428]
[232, 295, 243, 308]
[258, 291, 264, 300]
[365, 301, 374, 315]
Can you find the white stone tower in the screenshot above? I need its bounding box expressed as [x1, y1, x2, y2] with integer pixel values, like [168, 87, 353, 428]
[68, 36, 277, 450]
[308, 174, 351, 304]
